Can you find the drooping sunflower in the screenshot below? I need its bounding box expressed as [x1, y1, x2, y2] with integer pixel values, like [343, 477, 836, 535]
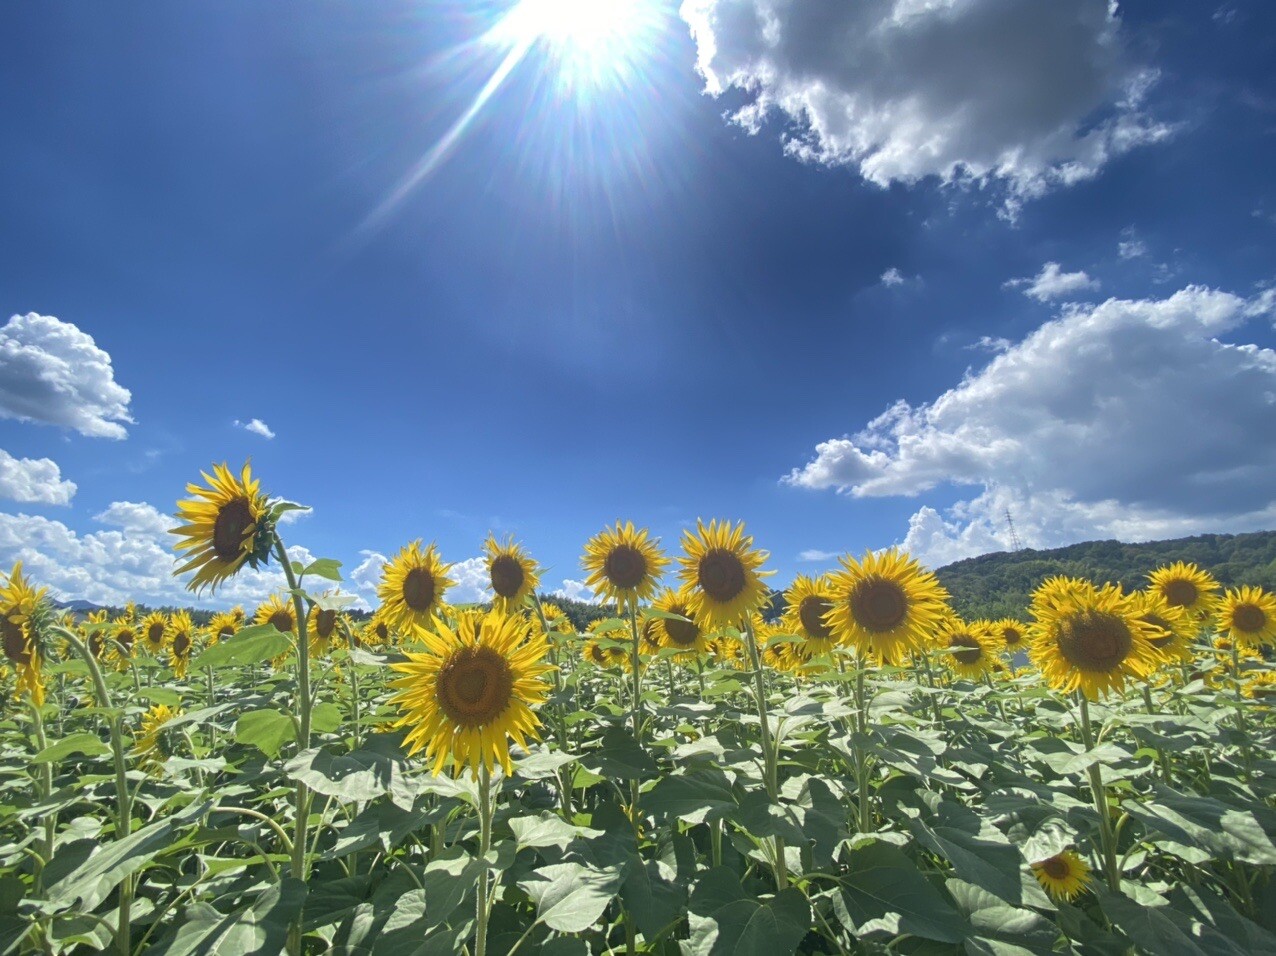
[387, 610, 552, 777]
[676, 520, 773, 629]
[1130, 590, 1193, 664]
[987, 618, 1029, 654]
[172, 461, 272, 594]
[483, 535, 541, 614]
[1031, 851, 1092, 901]
[1, 563, 48, 706]
[133, 704, 183, 771]
[938, 619, 998, 680]
[825, 550, 950, 665]
[207, 610, 241, 645]
[1147, 562, 1222, 620]
[781, 575, 840, 655]
[581, 522, 670, 613]
[140, 611, 168, 655]
[651, 588, 710, 658]
[168, 611, 195, 679]
[1219, 586, 1276, 648]
[377, 541, 454, 632]
[255, 594, 297, 635]
[308, 604, 344, 657]
[1029, 584, 1159, 699]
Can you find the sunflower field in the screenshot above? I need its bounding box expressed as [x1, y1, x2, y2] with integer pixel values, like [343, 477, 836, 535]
[1, 462, 1274, 955]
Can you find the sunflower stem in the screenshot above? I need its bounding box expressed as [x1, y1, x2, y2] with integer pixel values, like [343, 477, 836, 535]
[1140, 684, 1172, 784]
[1230, 644, 1253, 779]
[531, 596, 573, 819]
[28, 701, 55, 895]
[626, 602, 645, 825]
[741, 616, 788, 889]
[854, 660, 872, 834]
[475, 761, 493, 956]
[1078, 694, 1120, 892]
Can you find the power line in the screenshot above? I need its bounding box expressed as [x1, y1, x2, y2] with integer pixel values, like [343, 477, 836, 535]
[1005, 508, 1023, 551]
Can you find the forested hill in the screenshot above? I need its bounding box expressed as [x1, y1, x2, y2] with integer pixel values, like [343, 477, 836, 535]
[935, 530, 1276, 622]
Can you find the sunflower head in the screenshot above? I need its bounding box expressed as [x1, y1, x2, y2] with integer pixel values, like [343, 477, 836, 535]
[1243, 670, 1276, 700]
[483, 535, 541, 614]
[168, 611, 195, 678]
[386, 610, 552, 777]
[1129, 590, 1193, 665]
[1031, 576, 1098, 618]
[308, 604, 345, 657]
[361, 608, 396, 647]
[1219, 586, 1276, 648]
[141, 611, 169, 653]
[676, 520, 773, 629]
[133, 704, 184, 772]
[650, 588, 711, 659]
[1031, 850, 1092, 901]
[781, 575, 839, 655]
[938, 619, 997, 680]
[0, 563, 51, 706]
[377, 541, 454, 632]
[582, 522, 670, 613]
[1030, 584, 1159, 699]
[172, 461, 274, 594]
[207, 610, 241, 645]
[988, 618, 1028, 653]
[1147, 562, 1222, 619]
[825, 550, 950, 665]
[584, 634, 630, 670]
[105, 618, 140, 670]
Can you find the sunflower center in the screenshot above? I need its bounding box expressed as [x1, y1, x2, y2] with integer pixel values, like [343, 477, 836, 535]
[374, 621, 390, 642]
[950, 635, 984, 666]
[315, 609, 337, 638]
[436, 645, 514, 728]
[269, 610, 294, 633]
[89, 632, 104, 658]
[1162, 579, 1198, 608]
[117, 628, 135, 652]
[401, 567, 437, 612]
[604, 545, 647, 589]
[798, 596, 833, 639]
[1058, 611, 1131, 672]
[850, 578, 908, 633]
[490, 556, 525, 599]
[699, 550, 746, 603]
[1002, 626, 1023, 647]
[213, 498, 254, 563]
[147, 623, 164, 646]
[663, 609, 700, 648]
[1234, 603, 1266, 633]
[642, 619, 662, 650]
[1, 619, 30, 665]
[173, 632, 191, 656]
[217, 625, 235, 642]
[1040, 856, 1069, 880]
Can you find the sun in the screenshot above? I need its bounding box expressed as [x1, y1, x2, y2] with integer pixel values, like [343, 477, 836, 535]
[506, 0, 642, 51]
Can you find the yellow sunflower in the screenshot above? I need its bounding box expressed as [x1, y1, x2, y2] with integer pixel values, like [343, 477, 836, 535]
[0, 563, 47, 706]
[1029, 584, 1159, 699]
[307, 604, 344, 657]
[168, 611, 195, 679]
[938, 619, 998, 680]
[781, 575, 840, 655]
[207, 610, 240, 645]
[651, 588, 711, 658]
[377, 541, 454, 632]
[1147, 562, 1222, 620]
[140, 611, 168, 655]
[172, 461, 271, 594]
[584, 633, 630, 670]
[761, 634, 808, 672]
[387, 610, 552, 777]
[1130, 590, 1193, 664]
[133, 704, 183, 771]
[581, 522, 670, 613]
[825, 550, 950, 665]
[105, 616, 141, 670]
[987, 618, 1029, 654]
[676, 520, 773, 629]
[483, 535, 541, 613]
[1030, 576, 1098, 618]
[1219, 586, 1276, 648]
[539, 602, 572, 634]
[255, 594, 297, 635]
[1242, 669, 1276, 700]
[1031, 850, 1092, 901]
[362, 608, 395, 647]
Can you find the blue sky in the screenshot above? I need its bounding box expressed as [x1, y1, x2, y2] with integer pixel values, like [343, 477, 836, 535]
[1, 0, 1274, 609]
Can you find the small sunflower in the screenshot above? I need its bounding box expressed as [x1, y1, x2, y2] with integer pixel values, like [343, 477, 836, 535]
[581, 522, 670, 613]
[1029, 584, 1159, 699]
[362, 609, 395, 647]
[539, 602, 572, 634]
[1031, 850, 1092, 901]
[377, 541, 454, 632]
[105, 617, 140, 670]
[825, 550, 950, 665]
[1130, 590, 1193, 664]
[1147, 562, 1222, 619]
[1219, 586, 1276, 648]
[1242, 669, 1276, 700]
[483, 535, 541, 613]
[133, 704, 184, 771]
[207, 610, 241, 645]
[584, 634, 630, 670]
[781, 575, 839, 655]
[172, 461, 272, 594]
[651, 589, 710, 658]
[255, 594, 297, 635]
[987, 618, 1029, 654]
[168, 611, 195, 678]
[140, 611, 168, 655]
[0, 563, 48, 706]
[761, 634, 808, 672]
[387, 610, 552, 777]
[676, 520, 772, 629]
[938, 619, 998, 680]
[308, 605, 344, 657]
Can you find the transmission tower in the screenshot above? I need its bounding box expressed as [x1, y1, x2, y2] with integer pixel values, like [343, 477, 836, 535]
[1004, 508, 1023, 551]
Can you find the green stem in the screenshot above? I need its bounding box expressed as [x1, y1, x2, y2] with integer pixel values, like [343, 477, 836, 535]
[741, 616, 787, 889]
[854, 662, 872, 834]
[29, 702, 55, 896]
[1141, 684, 1172, 784]
[475, 761, 493, 956]
[1231, 644, 1253, 778]
[1079, 695, 1120, 891]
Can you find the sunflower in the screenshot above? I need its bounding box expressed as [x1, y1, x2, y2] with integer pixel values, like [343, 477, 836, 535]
[781, 575, 840, 655]
[584, 633, 630, 670]
[133, 704, 183, 771]
[377, 541, 454, 632]
[207, 610, 240, 645]
[1031, 850, 1092, 901]
[707, 633, 748, 669]
[938, 619, 998, 680]
[581, 522, 670, 613]
[172, 461, 272, 594]
[104, 616, 141, 670]
[140, 611, 168, 655]
[987, 618, 1029, 654]
[308, 605, 344, 657]
[483, 535, 541, 614]
[1147, 562, 1222, 620]
[651, 588, 711, 658]
[168, 611, 195, 678]
[761, 634, 808, 672]
[362, 609, 395, 647]
[1130, 591, 1193, 664]
[539, 602, 572, 634]
[1030, 584, 1159, 699]
[1219, 586, 1276, 648]
[825, 550, 950, 665]
[0, 563, 48, 706]
[1242, 669, 1276, 700]
[676, 520, 772, 629]
[255, 594, 297, 635]
[1030, 576, 1098, 617]
[387, 610, 552, 777]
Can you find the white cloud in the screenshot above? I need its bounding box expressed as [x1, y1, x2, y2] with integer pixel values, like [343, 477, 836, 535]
[785, 284, 1276, 567]
[449, 557, 494, 605]
[235, 418, 276, 440]
[0, 313, 133, 439]
[1118, 229, 1148, 259]
[351, 550, 388, 594]
[797, 549, 839, 562]
[277, 506, 311, 525]
[94, 500, 172, 538]
[0, 450, 76, 505]
[679, 0, 1173, 204]
[966, 336, 1012, 354]
[1005, 262, 1100, 302]
[552, 579, 600, 604]
[880, 267, 906, 287]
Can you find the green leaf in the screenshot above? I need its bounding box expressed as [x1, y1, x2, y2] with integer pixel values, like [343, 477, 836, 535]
[33, 732, 109, 764]
[579, 726, 657, 780]
[509, 813, 603, 853]
[644, 768, 738, 823]
[285, 744, 414, 808]
[685, 868, 810, 956]
[192, 625, 292, 670]
[301, 558, 343, 582]
[518, 861, 624, 933]
[311, 702, 343, 734]
[1122, 788, 1276, 866]
[1096, 888, 1218, 956]
[945, 879, 1060, 956]
[512, 748, 578, 781]
[150, 878, 307, 956]
[836, 841, 968, 944]
[909, 803, 1024, 904]
[234, 709, 296, 759]
[621, 858, 686, 940]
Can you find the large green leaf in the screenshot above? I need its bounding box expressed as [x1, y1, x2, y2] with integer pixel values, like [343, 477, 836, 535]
[946, 879, 1060, 956]
[517, 861, 624, 933]
[1122, 787, 1276, 865]
[33, 732, 108, 764]
[300, 558, 343, 581]
[909, 801, 1024, 904]
[150, 878, 307, 955]
[579, 726, 657, 780]
[684, 867, 811, 956]
[234, 709, 295, 759]
[621, 858, 686, 939]
[192, 626, 292, 670]
[835, 841, 968, 944]
[644, 767, 738, 823]
[284, 743, 415, 808]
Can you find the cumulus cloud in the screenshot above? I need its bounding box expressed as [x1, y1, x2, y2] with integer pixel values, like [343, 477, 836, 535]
[0, 313, 133, 439]
[1005, 262, 1101, 302]
[679, 0, 1173, 204]
[553, 579, 600, 604]
[966, 336, 1012, 354]
[235, 418, 276, 439]
[784, 284, 1276, 567]
[0, 450, 76, 505]
[351, 550, 388, 595]
[449, 557, 494, 605]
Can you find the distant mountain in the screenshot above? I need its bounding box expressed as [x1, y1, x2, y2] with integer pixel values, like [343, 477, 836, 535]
[52, 599, 107, 615]
[934, 530, 1276, 621]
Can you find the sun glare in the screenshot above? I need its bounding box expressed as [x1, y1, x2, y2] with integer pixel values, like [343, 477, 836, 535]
[502, 0, 642, 52]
